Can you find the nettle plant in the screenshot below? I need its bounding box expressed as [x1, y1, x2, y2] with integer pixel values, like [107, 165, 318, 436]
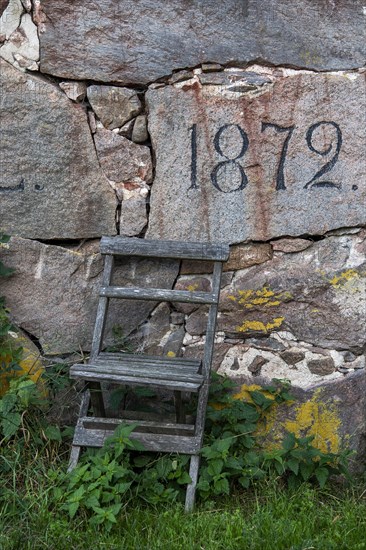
[56, 374, 351, 530]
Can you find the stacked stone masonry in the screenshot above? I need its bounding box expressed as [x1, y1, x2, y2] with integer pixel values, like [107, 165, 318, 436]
[0, 1, 365, 463]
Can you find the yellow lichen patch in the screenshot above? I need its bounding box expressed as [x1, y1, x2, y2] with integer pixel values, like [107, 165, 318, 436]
[187, 284, 199, 291]
[166, 351, 176, 358]
[233, 286, 291, 310]
[236, 317, 285, 333]
[233, 384, 278, 437]
[284, 391, 341, 454]
[329, 269, 360, 288]
[0, 331, 45, 397]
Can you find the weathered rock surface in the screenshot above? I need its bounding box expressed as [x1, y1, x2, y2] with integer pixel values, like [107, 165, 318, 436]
[181, 243, 272, 275]
[132, 115, 148, 143]
[0, 237, 179, 354]
[226, 366, 366, 467]
[39, 0, 365, 84]
[146, 68, 366, 243]
[271, 238, 312, 254]
[219, 231, 366, 350]
[0, 13, 39, 71]
[59, 81, 87, 102]
[93, 128, 152, 186]
[87, 85, 142, 130]
[0, 60, 117, 239]
[0, 0, 22, 40]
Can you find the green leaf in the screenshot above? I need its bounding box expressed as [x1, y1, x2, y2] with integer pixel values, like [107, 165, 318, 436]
[300, 461, 314, 481]
[1, 411, 21, 438]
[197, 480, 210, 493]
[282, 432, 296, 451]
[249, 391, 273, 409]
[207, 459, 224, 477]
[44, 425, 62, 442]
[286, 457, 299, 476]
[177, 471, 192, 485]
[214, 477, 230, 495]
[68, 501, 80, 519]
[314, 467, 329, 488]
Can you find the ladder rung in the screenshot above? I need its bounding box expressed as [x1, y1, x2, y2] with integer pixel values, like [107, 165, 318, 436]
[70, 365, 203, 392]
[100, 236, 230, 261]
[73, 420, 201, 453]
[99, 352, 201, 369]
[99, 286, 218, 304]
[80, 416, 195, 433]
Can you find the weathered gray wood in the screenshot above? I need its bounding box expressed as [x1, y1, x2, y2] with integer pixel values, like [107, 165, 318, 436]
[68, 237, 229, 512]
[99, 351, 201, 368]
[100, 286, 217, 304]
[67, 390, 90, 472]
[90, 254, 114, 359]
[100, 236, 229, 261]
[70, 367, 203, 392]
[71, 355, 201, 381]
[185, 455, 200, 512]
[73, 424, 201, 453]
[80, 416, 195, 433]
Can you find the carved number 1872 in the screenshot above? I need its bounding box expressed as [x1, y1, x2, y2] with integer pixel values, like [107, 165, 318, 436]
[189, 120, 342, 192]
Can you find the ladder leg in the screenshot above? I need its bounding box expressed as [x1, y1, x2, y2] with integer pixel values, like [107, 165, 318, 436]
[185, 454, 200, 512]
[68, 445, 81, 472]
[68, 390, 91, 472]
[174, 390, 186, 424]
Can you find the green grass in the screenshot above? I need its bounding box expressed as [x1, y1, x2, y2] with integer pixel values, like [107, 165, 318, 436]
[1, 469, 365, 550]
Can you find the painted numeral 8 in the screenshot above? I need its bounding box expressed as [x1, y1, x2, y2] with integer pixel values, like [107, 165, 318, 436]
[210, 124, 249, 193]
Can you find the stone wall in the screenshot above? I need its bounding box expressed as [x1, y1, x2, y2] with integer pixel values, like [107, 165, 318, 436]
[0, 1, 365, 462]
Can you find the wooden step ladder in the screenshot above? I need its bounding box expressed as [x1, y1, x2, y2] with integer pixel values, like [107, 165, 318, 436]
[68, 236, 229, 511]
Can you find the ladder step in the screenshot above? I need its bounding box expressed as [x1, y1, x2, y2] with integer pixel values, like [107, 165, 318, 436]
[80, 416, 195, 433]
[100, 286, 217, 304]
[100, 236, 230, 261]
[73, 419, 201, 453]
[99, 352, 200, 368]
[70, 362, 203, 392]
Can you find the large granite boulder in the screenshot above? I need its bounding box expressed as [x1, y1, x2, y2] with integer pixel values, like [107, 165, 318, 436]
[0, 237, 179, 354]
[39, 0, 365, 84]
[146, 68, 365, 244]
[0, 59, 117, 239]
[218, 230, 366, 350]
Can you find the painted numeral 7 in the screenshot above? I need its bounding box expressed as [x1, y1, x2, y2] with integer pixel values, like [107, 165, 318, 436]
[261, 123, 295, 191]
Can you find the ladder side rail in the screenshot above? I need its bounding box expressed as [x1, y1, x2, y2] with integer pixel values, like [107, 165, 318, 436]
[90, 254, 114, 361]
[194, 260, 224, 440]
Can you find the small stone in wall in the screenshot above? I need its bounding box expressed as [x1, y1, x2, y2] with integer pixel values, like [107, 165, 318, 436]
[170, 311, 185, 325]
[248, 355, 268, 376]
[163, 327, 185, 357]
[271, 238, 313, 254]
[119, 119, 135, 139]
[93, 128, 152, 185]
[59, 81, 87, 102]
[201, 63, 224, 73]
[0, 0, 22, 40]
[169, 70, 194, 84]
[0, 13, 39, 71]
[87, 85, 142, 130]
[246, 337, 286, 353]
[280, 349, 306, 365]
[132, 115, 148, 143]
[307, 357, 335, 376]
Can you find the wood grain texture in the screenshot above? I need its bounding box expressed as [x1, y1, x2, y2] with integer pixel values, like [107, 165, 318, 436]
[100, 236, 229, 261]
